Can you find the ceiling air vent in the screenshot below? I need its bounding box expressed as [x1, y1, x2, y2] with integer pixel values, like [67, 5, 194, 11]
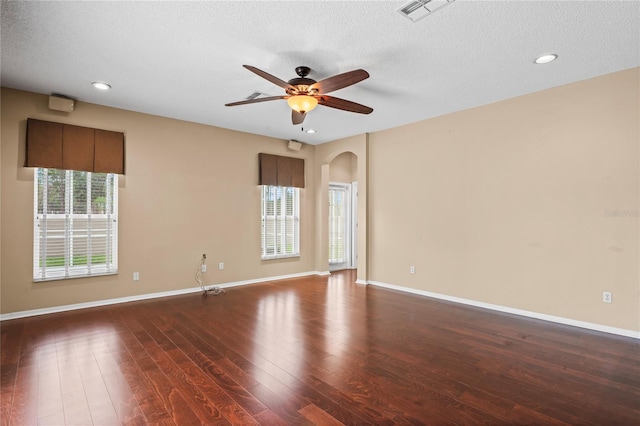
[397, 0, 456, 22]
[246, 92, 264, 100]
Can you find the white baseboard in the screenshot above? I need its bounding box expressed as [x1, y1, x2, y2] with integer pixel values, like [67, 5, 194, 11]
[8, 274, 634, 340]
[368, 280, 640, 340]
[0, 271, 322, 321]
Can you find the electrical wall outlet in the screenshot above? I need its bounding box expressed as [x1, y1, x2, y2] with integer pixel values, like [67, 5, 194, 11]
[410, 266, 415, 274]
[603, 291, 612, 303]
[219, 262, 224, 270]
[201, 264, 207, 272]
[133, 272, 140, 281]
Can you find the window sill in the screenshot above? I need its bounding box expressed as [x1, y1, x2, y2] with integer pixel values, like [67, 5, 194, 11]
[34, 267, 117, 282]
[261, 254, 300, 261]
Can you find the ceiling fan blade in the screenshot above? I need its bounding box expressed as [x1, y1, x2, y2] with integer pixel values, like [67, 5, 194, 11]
[225, 95, 287, 107]
[310, 69, 370, 94]
[292, 110, 306, 125]
[318, 96, 373, 114]
[243, 65, 295, 90]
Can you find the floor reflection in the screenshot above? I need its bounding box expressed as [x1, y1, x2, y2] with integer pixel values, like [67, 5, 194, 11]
[322, 270, 361, 373]
[5, 317, 122, 425]
[253, 289, 304, 383]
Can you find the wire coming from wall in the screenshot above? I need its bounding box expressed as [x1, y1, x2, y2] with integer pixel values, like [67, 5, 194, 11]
[195, 254, 225, 297]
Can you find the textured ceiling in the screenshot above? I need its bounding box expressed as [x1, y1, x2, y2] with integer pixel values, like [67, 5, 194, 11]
[2, 1, 639, 145]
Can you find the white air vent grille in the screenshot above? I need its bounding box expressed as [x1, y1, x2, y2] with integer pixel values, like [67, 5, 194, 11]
[397, 0, 456, 22]
[400, 1, 426, 15]
[246, 92, 263, 100]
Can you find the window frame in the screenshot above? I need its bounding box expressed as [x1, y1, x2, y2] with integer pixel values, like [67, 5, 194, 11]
[33, 167, 118, 282]
[260, 185, 300, 260]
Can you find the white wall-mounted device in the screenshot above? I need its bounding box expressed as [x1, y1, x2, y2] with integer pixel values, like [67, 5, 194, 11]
[288, 140, 302, 151]
[48, 95, 75, 112]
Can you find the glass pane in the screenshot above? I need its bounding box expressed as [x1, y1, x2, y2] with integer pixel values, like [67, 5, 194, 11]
[70, 216, 88, 265]
[36, 168, 45, 214]
[92, 173, 108, 214]
[46, 169, 66, 214]
[90, 217, 108, 265]
[42, 215, 65, 267]
[329, 187, 347, 263]
[274, 187, 282, 216]
[72, 171, 87, 214]
[285, 217, 294, 255]
[285, 187, 294, 215]
[264, 217, 275, 255]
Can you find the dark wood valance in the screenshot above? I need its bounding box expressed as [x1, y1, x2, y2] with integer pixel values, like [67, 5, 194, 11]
[259, 153, 305, 188]
[25, 118, 125, 174]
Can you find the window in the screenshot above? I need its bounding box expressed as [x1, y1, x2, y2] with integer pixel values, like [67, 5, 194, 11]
[34, 168, 118, 281]
[261, 185, 300, 259]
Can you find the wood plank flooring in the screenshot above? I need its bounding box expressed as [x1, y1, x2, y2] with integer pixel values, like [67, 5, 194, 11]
[1, 270, 639, 425]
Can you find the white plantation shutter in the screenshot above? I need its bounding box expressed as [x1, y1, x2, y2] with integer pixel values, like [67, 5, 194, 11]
[34, 168, 118, 281]
[261, 186, 299, 259]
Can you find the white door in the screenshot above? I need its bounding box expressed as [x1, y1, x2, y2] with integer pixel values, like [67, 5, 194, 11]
[329, 183, 356, 271]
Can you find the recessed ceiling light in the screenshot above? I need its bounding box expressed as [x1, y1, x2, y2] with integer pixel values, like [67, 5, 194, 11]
[306, 129, 316, 134]
[92, 82, 111, 90]
[534, 54, 558, 64]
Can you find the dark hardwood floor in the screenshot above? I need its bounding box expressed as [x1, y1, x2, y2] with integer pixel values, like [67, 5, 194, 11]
[1, 270, 639, 425]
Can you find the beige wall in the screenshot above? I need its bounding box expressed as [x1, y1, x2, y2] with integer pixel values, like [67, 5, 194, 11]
[368, 67, 639, 331]
[329, 152, 357, 183]
[1, 88, 316, 314]
[3, 68, 638, 333]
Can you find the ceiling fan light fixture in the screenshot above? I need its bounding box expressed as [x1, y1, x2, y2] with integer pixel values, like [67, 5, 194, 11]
[287, 95, 318, 113]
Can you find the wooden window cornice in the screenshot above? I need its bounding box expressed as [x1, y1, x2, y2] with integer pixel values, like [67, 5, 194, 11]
[26, 118, 125, 174]
[259, 153, 304, 188]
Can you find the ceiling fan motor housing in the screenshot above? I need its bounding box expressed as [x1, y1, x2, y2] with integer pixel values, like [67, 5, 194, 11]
[295, 66, 311, 77]
[287, 77, 316, 86]
[287, 66, 317, 94]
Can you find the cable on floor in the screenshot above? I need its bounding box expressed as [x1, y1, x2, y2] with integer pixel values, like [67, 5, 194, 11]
[195, 254, 225, 297]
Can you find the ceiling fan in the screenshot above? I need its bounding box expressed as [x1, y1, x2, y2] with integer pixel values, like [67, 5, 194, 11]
[225, 65, 373, 125]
